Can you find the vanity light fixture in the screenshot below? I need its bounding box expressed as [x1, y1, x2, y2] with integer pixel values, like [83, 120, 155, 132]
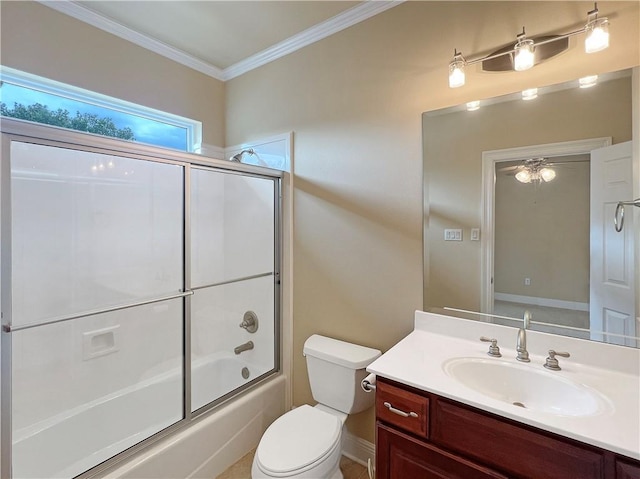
[514, 29, 535, 71]
[466, 100, 481, 111]
[521, 88, 538, 101]
[448, 50, 466, 88]
[579, 74, 598, 88]
[448, 3, 610, 88]
[585, 6, 609, 53]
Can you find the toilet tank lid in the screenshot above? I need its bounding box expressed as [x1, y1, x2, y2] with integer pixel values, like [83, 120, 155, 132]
[303, 335, 381, 369]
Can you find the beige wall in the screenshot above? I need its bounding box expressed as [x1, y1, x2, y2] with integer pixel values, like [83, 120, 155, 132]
[425, 77, 633, 312]
[1, 0, 639, 448]
[0, 1, 225, 148]
[226, 2, 639, 443]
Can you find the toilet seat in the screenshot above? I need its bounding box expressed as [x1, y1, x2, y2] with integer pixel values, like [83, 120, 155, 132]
[254, 405, 342, 477]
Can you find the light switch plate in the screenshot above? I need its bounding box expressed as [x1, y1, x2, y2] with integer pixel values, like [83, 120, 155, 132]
[444, 229, 463, 241]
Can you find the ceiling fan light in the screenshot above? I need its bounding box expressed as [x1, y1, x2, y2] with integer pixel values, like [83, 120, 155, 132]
[515, 170, 532, 183]
[514, 37, 535, 71]
[585, 16, 609, 53]
[540, 168, 556, 182]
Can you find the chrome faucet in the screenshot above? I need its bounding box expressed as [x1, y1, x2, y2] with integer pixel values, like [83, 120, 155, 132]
[516, 311, 531, 362]
[234, 340, 254, 355]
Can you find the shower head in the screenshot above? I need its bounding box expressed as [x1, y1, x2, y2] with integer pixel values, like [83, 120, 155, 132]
[229, 149, 255, 162]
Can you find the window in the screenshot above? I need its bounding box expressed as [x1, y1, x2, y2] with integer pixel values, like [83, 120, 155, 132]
[0, 67, 202, 152]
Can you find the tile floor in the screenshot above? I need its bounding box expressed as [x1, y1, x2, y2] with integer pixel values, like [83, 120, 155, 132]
[216, 449, 369, 479]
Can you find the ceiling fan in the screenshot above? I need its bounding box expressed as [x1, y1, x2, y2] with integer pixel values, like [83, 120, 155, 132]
[498, 157, 586, 184]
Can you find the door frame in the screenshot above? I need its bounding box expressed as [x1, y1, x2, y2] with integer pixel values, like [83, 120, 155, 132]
[480, 137, 612, 314]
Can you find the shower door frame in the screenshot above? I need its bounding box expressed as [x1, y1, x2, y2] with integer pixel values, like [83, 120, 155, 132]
[0, 118, 283, 479]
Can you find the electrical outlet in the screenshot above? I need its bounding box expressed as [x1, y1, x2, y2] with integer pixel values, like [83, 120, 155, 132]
[444, 229, 463, 241]
[470, 228, 480, 241]
[524, 277, 531, 286]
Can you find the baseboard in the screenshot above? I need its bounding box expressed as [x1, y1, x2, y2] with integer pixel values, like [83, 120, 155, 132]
[494, 293, 589, 312]
[342, 431, 375, 469]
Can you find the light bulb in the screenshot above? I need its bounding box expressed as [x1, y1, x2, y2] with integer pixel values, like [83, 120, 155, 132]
[466, 100, 480, 111]
[579, 75, 598, 88]
[522, 88, 538, 101]
[585, 17, 609, 53]
[515, 170, 532, 183]
[449, 53, 466, 88]
[540, 168, 556, 182]
[514, 37, 535, 71]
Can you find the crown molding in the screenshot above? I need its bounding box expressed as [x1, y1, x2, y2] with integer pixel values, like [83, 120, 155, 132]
[38, 0, 404, 82]
[38, 0, 226, 80]
[221, 1, 405, 80]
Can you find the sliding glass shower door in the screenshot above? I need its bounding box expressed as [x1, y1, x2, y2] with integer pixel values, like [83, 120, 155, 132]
[190, 168, 277, 411]
[9, 142, 185, 478]
[1, 125, 281, 479]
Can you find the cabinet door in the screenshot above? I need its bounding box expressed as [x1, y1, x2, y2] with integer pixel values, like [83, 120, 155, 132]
[431, 397, 606, 479]
[377, 423, 507, 479]
[617, 459, 640, 479]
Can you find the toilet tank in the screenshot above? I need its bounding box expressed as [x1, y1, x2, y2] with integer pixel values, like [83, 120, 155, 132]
[303, 335, 381, 414]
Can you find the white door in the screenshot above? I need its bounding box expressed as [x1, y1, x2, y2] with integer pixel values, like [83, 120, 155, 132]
[590, 141, 636, 346]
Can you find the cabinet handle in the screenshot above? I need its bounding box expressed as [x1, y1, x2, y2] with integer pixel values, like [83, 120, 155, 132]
[383, 401, 418, 418]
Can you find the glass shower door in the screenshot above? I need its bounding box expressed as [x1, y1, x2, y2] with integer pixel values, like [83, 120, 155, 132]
[190, 168, 277, 411]
[9, 142, 185, 478]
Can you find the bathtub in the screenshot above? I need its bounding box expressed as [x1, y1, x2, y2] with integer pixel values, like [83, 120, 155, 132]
[12, 354, 286, 479]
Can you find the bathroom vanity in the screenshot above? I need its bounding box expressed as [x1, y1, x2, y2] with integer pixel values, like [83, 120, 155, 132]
[367, 312, 640, 479]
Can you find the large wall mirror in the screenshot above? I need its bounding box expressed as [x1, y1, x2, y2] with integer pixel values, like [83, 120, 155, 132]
[423, 68, 639, 348]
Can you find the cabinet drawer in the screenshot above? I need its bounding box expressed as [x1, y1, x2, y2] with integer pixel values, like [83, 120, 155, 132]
[377, 423, 508, 479]
[431, 397, 606, 479]
[376, 379, 429, 438]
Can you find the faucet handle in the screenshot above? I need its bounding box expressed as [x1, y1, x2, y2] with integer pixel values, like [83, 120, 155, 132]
[480, 337, 502, 357]
[239, 311, 259, 333]
[544, 350, 570, 371]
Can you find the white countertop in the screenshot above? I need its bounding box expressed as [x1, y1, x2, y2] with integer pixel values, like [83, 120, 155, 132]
[367, 311, 640, 460]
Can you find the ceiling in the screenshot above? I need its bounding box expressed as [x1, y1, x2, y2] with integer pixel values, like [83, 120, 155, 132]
[42, 1, 401, 81]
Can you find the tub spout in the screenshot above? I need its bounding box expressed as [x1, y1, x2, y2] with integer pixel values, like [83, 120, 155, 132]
[234, 341, 254, 355]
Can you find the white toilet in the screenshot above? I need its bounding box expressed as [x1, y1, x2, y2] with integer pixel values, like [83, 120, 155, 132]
[251, 334, 381, 479]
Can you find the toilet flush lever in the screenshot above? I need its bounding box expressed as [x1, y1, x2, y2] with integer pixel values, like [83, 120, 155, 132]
[383, 402, 418, 418]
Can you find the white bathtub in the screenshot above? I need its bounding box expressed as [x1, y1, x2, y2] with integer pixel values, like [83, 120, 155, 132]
[12, 354, 286, 479]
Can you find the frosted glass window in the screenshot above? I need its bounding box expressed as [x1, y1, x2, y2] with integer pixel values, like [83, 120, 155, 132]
[10, 142, 183, 327]
[191, 169, 275, 287]
[11, 299, 183, 479]
[190, 275, 275, 411]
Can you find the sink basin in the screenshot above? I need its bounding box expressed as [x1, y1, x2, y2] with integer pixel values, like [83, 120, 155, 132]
[443, 357, 610, 417]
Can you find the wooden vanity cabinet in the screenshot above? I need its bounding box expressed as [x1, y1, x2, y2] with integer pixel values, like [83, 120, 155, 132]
[375, 377, 640, 479]
[616, 459, 640, 479]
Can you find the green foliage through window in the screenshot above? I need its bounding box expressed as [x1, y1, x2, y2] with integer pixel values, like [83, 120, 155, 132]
[1, 101, 136, 141]
[0, 68, 202, 152]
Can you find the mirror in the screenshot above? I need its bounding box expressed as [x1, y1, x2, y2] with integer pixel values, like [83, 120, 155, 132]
[423, 68, 639, 347]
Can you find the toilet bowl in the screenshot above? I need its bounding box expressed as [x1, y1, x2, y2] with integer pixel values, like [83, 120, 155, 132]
[251, 405, 345, 479]
[251, 335, 381, 479]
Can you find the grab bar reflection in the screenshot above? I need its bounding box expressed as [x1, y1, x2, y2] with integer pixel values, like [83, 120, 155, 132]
[614, 198, 640, 232]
